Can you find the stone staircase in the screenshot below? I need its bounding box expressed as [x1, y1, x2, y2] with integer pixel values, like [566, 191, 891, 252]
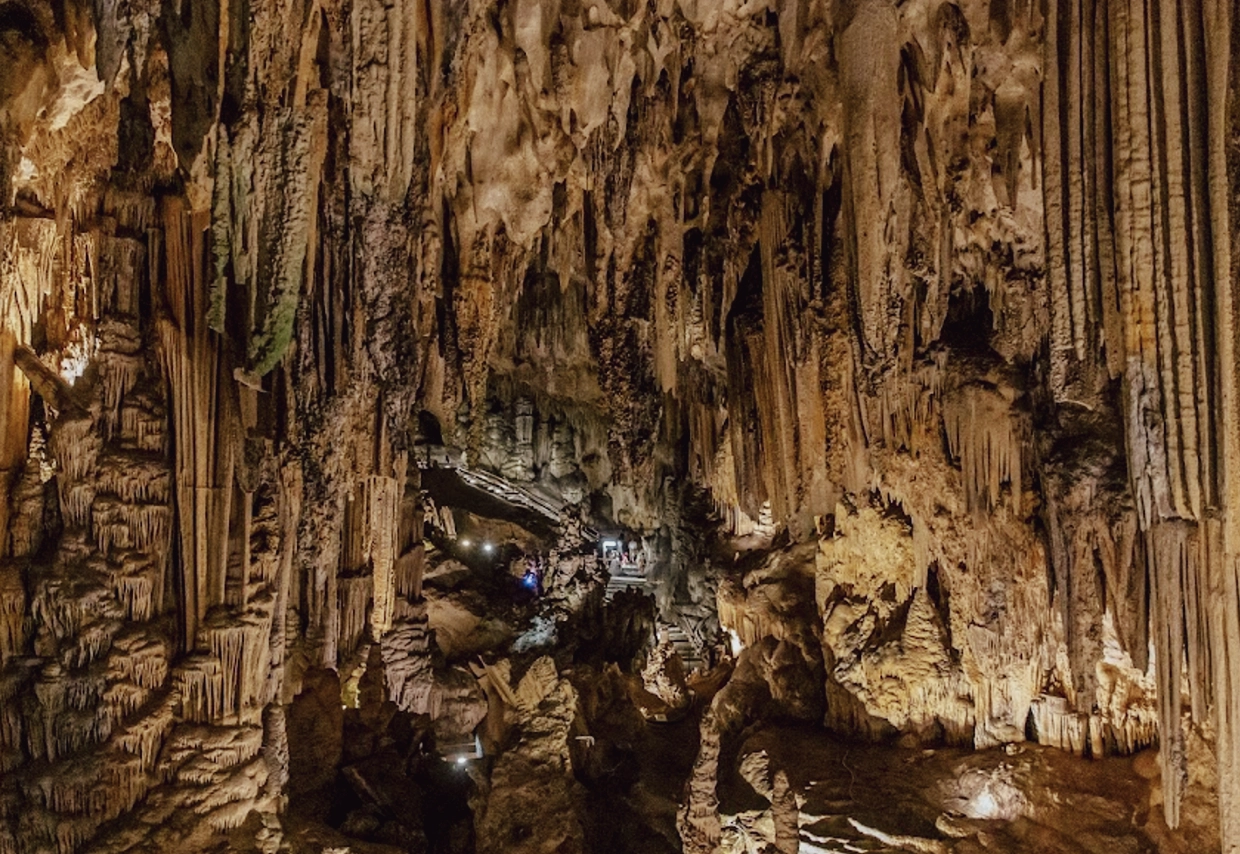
[604, 571, 650, 599]
[663, 622, 703, 672]
[604, 572, 704, 672]
[414, 446, 598, 539]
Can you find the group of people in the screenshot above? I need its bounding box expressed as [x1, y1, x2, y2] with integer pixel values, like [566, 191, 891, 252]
[605, 540, 646, 577]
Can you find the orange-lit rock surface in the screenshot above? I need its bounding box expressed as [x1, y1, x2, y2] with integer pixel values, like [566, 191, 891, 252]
[1, 0, 1237, 852]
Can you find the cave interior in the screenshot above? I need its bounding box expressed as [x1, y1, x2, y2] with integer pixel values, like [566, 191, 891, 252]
[1, 0, 1239, 853]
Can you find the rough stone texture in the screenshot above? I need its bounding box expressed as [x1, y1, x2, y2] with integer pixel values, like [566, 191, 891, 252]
[640, 632, 691, 712]
[716, 724, 1220, 854]
[472, 656, 587, 854]
[0, 0, 1237, 852]
[285, 668, 343, 798]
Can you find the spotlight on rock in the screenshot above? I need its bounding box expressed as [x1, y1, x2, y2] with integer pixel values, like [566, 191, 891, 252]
[969, 790, 999, 819]
[443, 734, 483, 766]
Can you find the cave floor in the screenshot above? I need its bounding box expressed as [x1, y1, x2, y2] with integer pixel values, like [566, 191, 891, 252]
[718, 724, 1219, 854]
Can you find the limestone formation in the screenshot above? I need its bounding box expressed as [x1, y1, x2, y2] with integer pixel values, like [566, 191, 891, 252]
[0, 0, 1238, 852]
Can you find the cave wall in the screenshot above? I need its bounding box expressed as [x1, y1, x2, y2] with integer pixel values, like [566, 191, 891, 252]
[0, 0, 1238, 851]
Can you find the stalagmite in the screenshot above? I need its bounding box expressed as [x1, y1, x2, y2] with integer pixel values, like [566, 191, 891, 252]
[0, 0, 1238, 851]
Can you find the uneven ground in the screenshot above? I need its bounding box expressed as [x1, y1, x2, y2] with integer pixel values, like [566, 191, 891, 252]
[719, 724, 1219, 854]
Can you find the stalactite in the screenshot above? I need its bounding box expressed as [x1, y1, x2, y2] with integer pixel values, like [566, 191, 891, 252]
[5, 449, 45, 558]
[110, 570, 156, 624]
[214, 90, 329, 377]
[59, 485, 94, 530]
[119, 392, 167, 455]
[0, 566, 25, 664]
[1042, 2, 1239, 837]
[157, 198, 238, 652]
[30, 582, 99, 645]
[98, 355, 142, 441]
[178, 658, 226, 725]
[23, 750, 144, 820]
[0, 329, 30, 567]
[1097, 640, 1160, 756]
[336, 574, 373, 663]
[0, 0, 1235, 849]
[1028, 695, 1092, 755]
[111, 696, 175, 772]
[94, 457, 170, 506]
[53, 818, 92, 854]
[90, 500, 170, 556]
[872, 354, 945, 455]
[50, 417, 99, 487]
[68, 621, 119, 670]
[1149, 520, 1190, 827]
[363, 474, 400, 638]
[838, 0, 902, 371]
[942, 384, 1023, 517]
[0, 671, 26, 772]
[197, 600, 275, 725]
[394, 545, 425, 602]
[164, 726, 264, 784]
[92, 236, 145, 319]
[108, 633, 168, 691]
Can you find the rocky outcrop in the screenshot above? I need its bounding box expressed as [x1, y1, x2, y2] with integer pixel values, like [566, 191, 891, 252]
[0, 0, 1238, 851]
[641, 632, 689, 697]
[472, 656, 588, 854]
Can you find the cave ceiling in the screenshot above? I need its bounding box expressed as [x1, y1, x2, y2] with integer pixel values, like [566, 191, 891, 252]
[0, 0, 1238, 852]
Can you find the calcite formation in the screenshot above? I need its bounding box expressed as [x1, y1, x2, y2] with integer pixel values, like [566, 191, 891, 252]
[0, 0, 1238, 852]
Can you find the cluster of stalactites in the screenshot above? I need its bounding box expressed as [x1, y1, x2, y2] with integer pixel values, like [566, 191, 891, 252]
[0, 220, 184, 854]
[1041, 0, 1237, 840]
[942, 385, 1023, 518]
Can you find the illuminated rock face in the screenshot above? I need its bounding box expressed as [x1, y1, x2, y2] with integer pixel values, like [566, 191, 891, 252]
[0, 0, 1238, 852]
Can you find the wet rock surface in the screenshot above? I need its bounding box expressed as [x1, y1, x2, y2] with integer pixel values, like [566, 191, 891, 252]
[718, 724, 1219, 854]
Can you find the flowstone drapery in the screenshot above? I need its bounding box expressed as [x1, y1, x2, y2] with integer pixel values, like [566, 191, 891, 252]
[0, 0, 1237, 851]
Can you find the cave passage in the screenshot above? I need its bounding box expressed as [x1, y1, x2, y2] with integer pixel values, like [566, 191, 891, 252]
[0, 0, 1237, 853]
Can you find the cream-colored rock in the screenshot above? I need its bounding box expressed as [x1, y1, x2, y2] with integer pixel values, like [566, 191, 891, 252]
[1, 0, 1238, 850]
